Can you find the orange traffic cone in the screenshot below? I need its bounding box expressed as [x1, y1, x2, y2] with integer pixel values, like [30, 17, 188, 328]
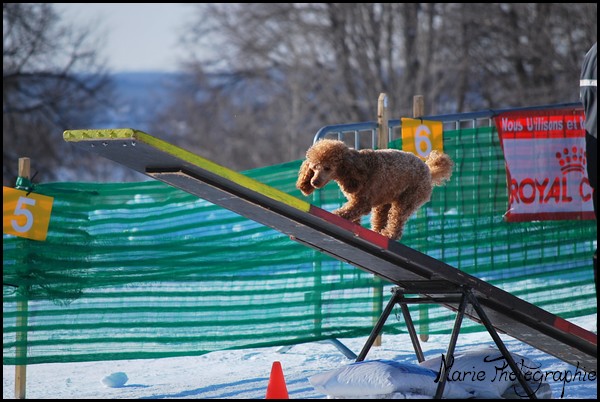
[265, 361, 289, 399]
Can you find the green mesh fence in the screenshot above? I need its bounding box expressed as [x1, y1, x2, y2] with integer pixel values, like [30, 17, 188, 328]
[3, 126, 596, 365]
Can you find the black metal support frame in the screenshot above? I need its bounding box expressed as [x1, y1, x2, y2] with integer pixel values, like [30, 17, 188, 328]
[356, 286, 538, 399]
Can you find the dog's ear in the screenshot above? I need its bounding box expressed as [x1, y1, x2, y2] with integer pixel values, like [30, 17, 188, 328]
[338, 152, 366, 193]
[296, 159, 315, 196]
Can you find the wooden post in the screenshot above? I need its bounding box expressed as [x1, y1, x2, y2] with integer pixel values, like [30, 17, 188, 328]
[412, 97, 430, 343]
[413, 95, 425, 119]
[371, 94, 390, 347]
[377, 93, 389, 149]
[18, 158, 31, 181]
[15, 157, 30, 399]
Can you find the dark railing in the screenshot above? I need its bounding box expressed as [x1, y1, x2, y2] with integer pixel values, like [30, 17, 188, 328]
[313, 102, 582, 148]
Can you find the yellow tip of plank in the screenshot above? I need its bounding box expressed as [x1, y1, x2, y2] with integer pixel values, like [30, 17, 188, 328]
[63, 128, 140, 141]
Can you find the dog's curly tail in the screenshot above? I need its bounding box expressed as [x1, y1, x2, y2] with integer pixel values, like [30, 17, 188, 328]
[426, 150, 454, 186]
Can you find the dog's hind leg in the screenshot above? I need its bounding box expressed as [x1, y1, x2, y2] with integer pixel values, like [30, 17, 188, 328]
[382, 187, 431, 240]
[380, 202, 408, 240]
[371, 204, 391, 233]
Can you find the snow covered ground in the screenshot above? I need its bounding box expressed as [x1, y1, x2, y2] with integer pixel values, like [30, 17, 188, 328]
[3, 314, 596, 399]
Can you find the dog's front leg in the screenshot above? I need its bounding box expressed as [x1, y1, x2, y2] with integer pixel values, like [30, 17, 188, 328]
[334, 199, 371, 223]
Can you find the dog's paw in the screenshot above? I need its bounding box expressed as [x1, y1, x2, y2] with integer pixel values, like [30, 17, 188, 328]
[333, 210, 362, 226]
[299, 187, 315, 196]
[333, 209, 350, 220]
[379, 228, 402, 241]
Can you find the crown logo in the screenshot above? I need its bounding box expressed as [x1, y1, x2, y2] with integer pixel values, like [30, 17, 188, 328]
[555, 146, 586, 174]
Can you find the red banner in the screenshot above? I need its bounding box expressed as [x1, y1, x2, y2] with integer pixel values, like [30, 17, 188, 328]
[495, 108, 594, 222]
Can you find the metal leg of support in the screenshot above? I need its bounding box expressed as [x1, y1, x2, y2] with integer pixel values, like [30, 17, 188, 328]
[320, 338, 357, 359]
[276, 338, 357, 359]
[465, 290, 537, 399]
[356, 288, 402, 362]
[399, 302, 425, 363]
[433, 292, 468, 398]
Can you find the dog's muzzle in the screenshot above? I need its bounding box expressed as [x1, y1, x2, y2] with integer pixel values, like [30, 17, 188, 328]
[311, 178, 324, 188]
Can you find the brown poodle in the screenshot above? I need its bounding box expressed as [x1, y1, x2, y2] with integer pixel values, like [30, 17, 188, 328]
[296, 139, 453, 241]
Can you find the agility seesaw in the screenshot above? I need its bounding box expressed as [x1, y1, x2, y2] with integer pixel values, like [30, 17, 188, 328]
[64, 129, 596, 397]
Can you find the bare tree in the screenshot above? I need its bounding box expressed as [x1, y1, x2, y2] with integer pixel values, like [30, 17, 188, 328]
[153, 3, 596, 171]
[3, 3, 116, 185]
[155, 3, 420, 170]
[432, 3, 597, 111]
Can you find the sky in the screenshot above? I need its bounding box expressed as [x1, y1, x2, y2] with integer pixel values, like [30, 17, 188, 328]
[56, 3, 193, 73]
[3, 314, 597, 399]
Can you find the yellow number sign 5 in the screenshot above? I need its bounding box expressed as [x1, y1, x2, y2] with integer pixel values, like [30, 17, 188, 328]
[3, 187, 53, 241]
